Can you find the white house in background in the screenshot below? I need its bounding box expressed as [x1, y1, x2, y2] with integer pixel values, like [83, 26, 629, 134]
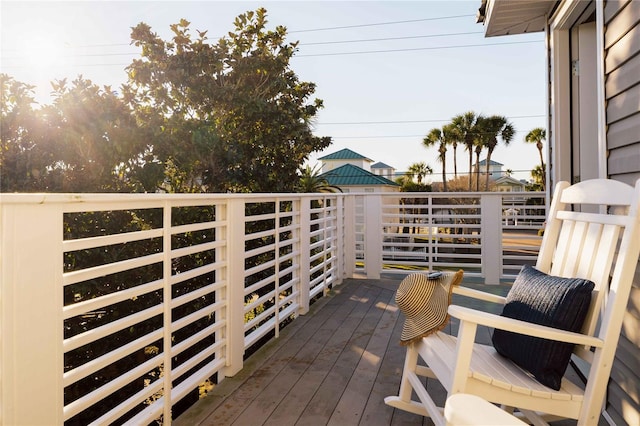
[475, 159, 504, 179]
[475, 159, 527, 192]
[371, 162, 396, 180]
[494, 175, 526, 192]
[317, 148, 400, 193]
[318, 148, 373, 173]
[318, 164, 400, 193]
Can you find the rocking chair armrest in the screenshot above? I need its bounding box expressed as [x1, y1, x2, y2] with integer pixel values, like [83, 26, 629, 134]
[452, 286, 506, 305]
[448, 305, 604, 348]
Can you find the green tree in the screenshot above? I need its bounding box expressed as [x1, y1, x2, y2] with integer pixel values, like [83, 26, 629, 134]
[0, 74, 48, 191]
[406, 161, 432, 185]
[476, 115, 515, 190]
[423, 127, 448, 191]
[530, 164, 545, 191]
[525, 127, 546, 190]
[296, 164, 341, 193]
[41, 76, 147, 192]
[451, 111, 481, 191]
[442, 122, 460, 181]
[123, 9, 331, 193]
[443, 122, 461, 180]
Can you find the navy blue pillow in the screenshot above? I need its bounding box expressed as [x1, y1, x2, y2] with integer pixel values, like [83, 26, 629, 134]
[491, 265, 594, 390]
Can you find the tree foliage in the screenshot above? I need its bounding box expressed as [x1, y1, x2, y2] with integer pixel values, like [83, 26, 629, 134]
[1, 8, 330, 194]
[296, 164, 342, 193]
[525, 127, 546, 190]
[123, 9, 331, 193]
[451, 111, 480, 191]
[422, 112, 533, 192]
[423, 127, 448, 191]
[0, 75, 47, 191]
[475, 115, 515, 190]
[406, 162, 432, 185]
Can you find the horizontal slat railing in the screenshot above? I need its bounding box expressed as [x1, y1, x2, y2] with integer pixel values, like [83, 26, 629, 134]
[356, 191, 546, 281]
[0, 193, 346, 425]
[0, 190, 544, 425]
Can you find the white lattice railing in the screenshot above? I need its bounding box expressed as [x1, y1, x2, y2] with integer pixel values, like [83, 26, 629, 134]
[0, 190, 545, 425]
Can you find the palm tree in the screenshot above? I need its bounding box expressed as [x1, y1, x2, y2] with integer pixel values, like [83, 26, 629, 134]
[442, 123, 461, 181]
[476, 115, 515, 190]
[525, 127, 546, 190]
[530, 164, 545, 191]
[423, 127, 448, 191]
[407, 162, 433, 185]
[451, 111, 481, 191]
[472, 122, 486, 191]
[297, 164, 342, 193]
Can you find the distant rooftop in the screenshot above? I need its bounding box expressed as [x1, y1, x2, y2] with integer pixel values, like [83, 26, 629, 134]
[371, 161, 394, 169]
[494, 175, 526, 185]
[319, 164, 399, 187]
[318, 148, 372, 162]
[477, 159, 503, 166]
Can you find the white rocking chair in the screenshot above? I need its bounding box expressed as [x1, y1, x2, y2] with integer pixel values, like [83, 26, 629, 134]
[385, 179, 640, 426]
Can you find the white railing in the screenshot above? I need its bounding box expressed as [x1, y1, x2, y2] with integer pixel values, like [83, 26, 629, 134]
[354, 191, 546, 282]
[0, 193, 348, 425]
[0, 190, 545, 425]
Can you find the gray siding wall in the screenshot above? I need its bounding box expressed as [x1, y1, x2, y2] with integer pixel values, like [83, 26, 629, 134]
[604, 0, 640, 185]
[604, 1, 640, 424]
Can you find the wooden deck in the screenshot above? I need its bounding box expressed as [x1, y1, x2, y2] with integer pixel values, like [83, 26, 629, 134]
[175, 276, 505, 426]
[174, 276, 587, 426]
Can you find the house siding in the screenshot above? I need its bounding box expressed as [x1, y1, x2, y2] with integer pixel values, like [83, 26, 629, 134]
[603, 1, 640, 424]
[604, 0, 640, 186]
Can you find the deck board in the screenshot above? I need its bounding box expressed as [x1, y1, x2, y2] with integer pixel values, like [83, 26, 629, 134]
[176, 278, 428, 426]
[175, 276, 591, 426]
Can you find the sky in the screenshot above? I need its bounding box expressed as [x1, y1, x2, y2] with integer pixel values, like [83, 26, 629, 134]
[1, 1, 547, 182]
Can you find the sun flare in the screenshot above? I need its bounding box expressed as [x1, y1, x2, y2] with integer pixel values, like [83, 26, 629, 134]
[17, 35, 65, 72]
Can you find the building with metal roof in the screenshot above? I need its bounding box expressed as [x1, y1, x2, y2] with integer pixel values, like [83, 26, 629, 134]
[318, 163, 400, 193]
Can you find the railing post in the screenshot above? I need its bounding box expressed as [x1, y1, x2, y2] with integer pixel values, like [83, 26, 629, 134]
[224, 198, 245, 377]
[1, 202, 64, 425]
[364, 194, 383, 279]
[342, 195, 356, 278]
[298, 197, 311, 315]
[481, 193, 503, 285]
[334, 196, 344, 285]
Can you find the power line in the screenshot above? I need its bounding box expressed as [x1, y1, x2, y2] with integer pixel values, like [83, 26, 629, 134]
[0, 15, 479, 53]
[296, 40, 541, 57]
[329, 129, 545, 139]
[302, 31, 485, 46]
[1, 30, 528, 60]
[1, 38, 542, 68]
[318, 115, 545, 125]
[288, 15, 476, 33]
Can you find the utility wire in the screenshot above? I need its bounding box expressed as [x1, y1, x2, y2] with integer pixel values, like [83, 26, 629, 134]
[0, 15, 479, 53]
[318, 115, 545, 125]
[288, 15, 476, 32]
[302, 31, 485, 45]
[328, 132, 541, 139]
[1, 39, 542, 67]
[296, 40, 540, 57]
[1, 32, 532, 60]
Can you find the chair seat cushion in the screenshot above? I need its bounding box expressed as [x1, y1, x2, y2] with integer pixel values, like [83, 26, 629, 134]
[491, 265, 594, 390]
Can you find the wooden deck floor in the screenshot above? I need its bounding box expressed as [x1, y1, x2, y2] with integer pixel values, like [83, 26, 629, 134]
[174, 276, 586, 426]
